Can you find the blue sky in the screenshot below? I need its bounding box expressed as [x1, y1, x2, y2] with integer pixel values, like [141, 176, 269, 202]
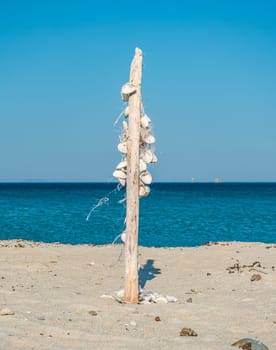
[0, 0, 275, 182]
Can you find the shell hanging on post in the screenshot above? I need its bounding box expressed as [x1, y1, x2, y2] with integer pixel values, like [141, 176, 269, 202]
[124, 106, 129, 118]
[141, 148, 158, 164]
[140, 170, 152, 185]
[116, 160, 127, 170]
[122, 120, 128, 132]
[117, 142, 127, 154]
[113, 79, 158, 241]
[121, 83, 136, 102]
[121, 231, 126, 243]
[140, 127, 155, 144]
[151, 153, 158, 163]
[113, 168, 127, 186]
[143, 133, 155, 144]
[140, 114, 151, 128]
[139, 184, 150, 197]
[115, 107, 157, 187]
[139, 159, 147, 172]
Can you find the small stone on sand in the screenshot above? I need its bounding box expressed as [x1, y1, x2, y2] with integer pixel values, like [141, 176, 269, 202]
[0, 308, 14, 316]
[251, 274, 262, 282]
[37, 316, 45, 320]
[180, 327, 198, 336]
[232, 338, 269, 350]
[155, 316, 161, 321]
[88, 310, 97, 316]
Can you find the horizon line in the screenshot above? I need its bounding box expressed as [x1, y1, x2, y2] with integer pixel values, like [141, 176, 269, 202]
[0, 181, 276, 184]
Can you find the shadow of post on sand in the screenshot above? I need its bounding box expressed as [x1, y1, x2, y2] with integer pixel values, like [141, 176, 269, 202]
[139, 259, 161, 289]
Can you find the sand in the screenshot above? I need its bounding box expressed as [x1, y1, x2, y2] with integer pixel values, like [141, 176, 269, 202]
[0, 240, 275, 349]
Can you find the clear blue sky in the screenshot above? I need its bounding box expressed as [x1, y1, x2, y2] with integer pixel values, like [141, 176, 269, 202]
[0, 0, 275, 182]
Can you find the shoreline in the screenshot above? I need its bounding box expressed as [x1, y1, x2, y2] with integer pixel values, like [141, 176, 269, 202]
[1, 238, 276, 249]
[0, 240, 275, 349]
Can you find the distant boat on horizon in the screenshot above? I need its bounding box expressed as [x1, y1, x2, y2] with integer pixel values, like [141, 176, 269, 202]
[214, 178, 222, 183]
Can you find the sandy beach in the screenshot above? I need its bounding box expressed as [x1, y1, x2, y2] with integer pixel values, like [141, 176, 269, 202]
[0, 240, 275, 349]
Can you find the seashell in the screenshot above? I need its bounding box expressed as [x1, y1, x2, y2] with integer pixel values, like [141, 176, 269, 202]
[121, 232, 126, 243]
[121, 83, 136, 102]
[117, 142, 127, 153]
[122, 120, 128, 132]
[140, 114, 151, 128]
[124, 106, 129, 118]
[139, 159, 147, 172]
[140, 171, 152, 185]
[155, 296, 168, 304]
[116, 289, 125, 298]
[118, 178, 126, 186]
[113, 169, 126, 179]
[166, 295, 178, 303]
[139, 185, 150, 197]
[142, 149, 153, 163]
[140, 127, 156, 145]
[143, 134, 155, 144]
[116, 160, 127, 170]
[151, 153, 158, 163]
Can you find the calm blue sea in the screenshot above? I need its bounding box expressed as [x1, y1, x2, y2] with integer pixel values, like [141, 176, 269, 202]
[0, 183, 275, 247]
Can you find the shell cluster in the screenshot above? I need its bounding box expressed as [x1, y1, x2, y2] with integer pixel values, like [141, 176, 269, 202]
[113, 82, 157, 198]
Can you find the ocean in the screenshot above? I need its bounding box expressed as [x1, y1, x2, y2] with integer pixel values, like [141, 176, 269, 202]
[0, 183, 275, 247]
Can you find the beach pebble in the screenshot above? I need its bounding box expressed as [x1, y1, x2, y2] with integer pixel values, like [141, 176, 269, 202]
[232, 338, 269, 350]
[0, 308, 14, 316]
[88, 310, 97, 316]
[155, 316, 161, 322]
[186, 297, 193, 303]
[37, 316, 45, 321]
[180, 327, 198, 336]
[251, 274, 262, 282]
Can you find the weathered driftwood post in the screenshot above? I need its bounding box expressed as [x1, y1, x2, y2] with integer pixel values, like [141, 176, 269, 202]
[113, 48, 157, 304]
[124, 48, 143, 303]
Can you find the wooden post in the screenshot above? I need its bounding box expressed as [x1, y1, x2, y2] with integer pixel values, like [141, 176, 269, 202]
[125, 48, 143, 303]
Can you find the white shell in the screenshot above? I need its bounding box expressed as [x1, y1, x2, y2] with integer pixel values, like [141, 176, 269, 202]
[140, 114, 151, 128]
[121, 231, 126, 243]
[140, 128, 156, 145]
[118, 178, 126, 186]
[139, 159, 147, 172]
[143, 134, 155, 144]
[151, 153, 158, 163]
[113, 169, 126, 179]
[140, 171, 152, 185]
[116, 160, 127, 170]
[121, 83, 136, 102]
[116, 289, 125, 298]
[142, 149, 153, 163]
[139, 185, 150, 197]
[117, 142, 127, 153]
[155, 296, 168, 304]
[166, 295, 178, 303]
[122, 120, 128, 132]
[124, 106, 129, 118]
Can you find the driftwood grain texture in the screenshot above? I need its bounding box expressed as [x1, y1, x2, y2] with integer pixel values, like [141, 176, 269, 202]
[125, 48, 143, 303]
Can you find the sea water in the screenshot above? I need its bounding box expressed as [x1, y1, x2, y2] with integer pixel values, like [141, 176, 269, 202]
[0, 183, 275, 247]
